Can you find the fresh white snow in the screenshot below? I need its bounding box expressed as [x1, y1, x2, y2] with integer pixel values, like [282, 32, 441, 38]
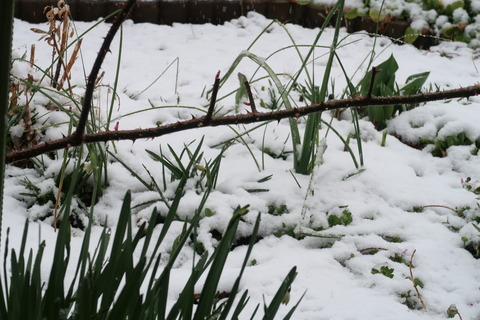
[4, 11, 480, 319]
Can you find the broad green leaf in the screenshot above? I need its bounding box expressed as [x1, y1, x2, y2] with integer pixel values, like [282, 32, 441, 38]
[345, 8, 361, 20]
[404, 27, 420, 44]
[235, 72, 249, 112]
[401, 71, 430, 95]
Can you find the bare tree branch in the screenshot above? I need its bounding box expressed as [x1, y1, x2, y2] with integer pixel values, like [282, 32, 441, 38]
[72, 0, 137, 145]
[6, 84, 480, 164]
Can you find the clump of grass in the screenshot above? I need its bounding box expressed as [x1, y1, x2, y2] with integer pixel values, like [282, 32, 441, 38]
[0, 190, 302, 319]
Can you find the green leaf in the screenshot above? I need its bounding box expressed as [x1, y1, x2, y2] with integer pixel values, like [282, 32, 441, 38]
[205, 208, 215, 217]
[444, 0, 464, 15]
[401, 71, 429, 95]
[345, 8, 362, 20]
[193, 205, 249, 319]
[404, 27, 420, 44]
[263, 267, 297, 320]
[235, 72, 249, 111]
[328, 209, 353, 227]
[369, 9, 387, 22]
[359, 54, 399, 129]
[414, 278, 424, 288]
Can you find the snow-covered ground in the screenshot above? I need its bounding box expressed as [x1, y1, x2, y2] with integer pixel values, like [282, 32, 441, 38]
[5, 12, 480, 319]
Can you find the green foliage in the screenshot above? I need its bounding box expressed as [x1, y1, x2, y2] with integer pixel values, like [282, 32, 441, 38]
[404, 27, 420, 44]
[389, 253, 408, 265]
[358, 54, 429, 129]
[344, 8, 367, 20]
[259, 80, 280, 111]
[447, 304, 460, 318]
[327, 207, 353, 227]
[371, 265, 395, 278]
[0, 191, 301, 319]
[432, 132, 472, 157]
[462, 177, 480, 195]
[274, 223, 300, 239]
[399, 290, 420, 310]
[268, 203, 289, 216]
[345, 0, 480, 47]
[413, 277, 424, 288]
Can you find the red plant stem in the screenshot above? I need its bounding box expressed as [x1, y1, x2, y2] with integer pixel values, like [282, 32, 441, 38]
[367, 66, 380, 99]
[244, 81, 258, 113]
[202, 72, 220, 125]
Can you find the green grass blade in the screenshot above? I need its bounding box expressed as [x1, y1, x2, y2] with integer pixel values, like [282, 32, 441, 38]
[262, 267, 297, 320]
[146, 148, 184, 180]
[193, 205, 249, 319]
[282, 290, 306, 320]
[106, 25, 123, 131]
[218, 213, 261, 320]
[167, 253, 209, 320]
[98, 190, 134, 311]
[296, 0, 345, 174]
[320, 119, 359, 169]
[106, 257, 146, 320]
[109, 151, 152, 189]
[42, 208, 71, 319]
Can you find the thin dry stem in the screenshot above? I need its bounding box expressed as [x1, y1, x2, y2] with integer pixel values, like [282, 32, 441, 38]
[57, 38, 82, 89]
[244, 80, 258, 113]
[409, 249, 427, 311]
[422, 205, 459, 214]
[367, 66, 379, 99]
[29, 44, 35, 67]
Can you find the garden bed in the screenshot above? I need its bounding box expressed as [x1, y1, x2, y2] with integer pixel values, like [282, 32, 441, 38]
[13, 0, 442, 49]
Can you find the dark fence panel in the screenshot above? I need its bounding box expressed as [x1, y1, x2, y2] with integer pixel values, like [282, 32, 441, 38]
[13, 0, 438, 49]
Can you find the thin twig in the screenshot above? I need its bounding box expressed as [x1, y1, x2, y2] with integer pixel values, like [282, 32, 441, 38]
[367, 66, 380, 99]
[409, 249, 427, 311]
[202, 71, 220, 125]
[72, 0, 137, 144]
[422, 205, 459, 214]
[29, 44, 35, 67]
[359, 247, 388, 254]
[244, 80, 257, 113]
[6, 84, 480, 164]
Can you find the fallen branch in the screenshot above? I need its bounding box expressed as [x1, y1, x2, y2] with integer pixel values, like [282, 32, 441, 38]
[6, 84, 480, 164]
[6, 0, 480, 165]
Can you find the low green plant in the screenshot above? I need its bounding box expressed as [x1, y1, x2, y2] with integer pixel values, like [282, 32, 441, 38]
[268, 203, 289, 216]
[327, 207, 353, 227]
[447, 304, 462, 319]
[344, 0, 480, 47]
[411, 132, 480, 158]
[371, 265, 394, 278]
[399, 290, 420, 310]
[358, 54, 430, 130]
[0, 190, 302, 319]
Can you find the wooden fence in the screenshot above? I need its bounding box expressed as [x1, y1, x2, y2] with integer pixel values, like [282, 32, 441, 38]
[13, 0, 437, 49]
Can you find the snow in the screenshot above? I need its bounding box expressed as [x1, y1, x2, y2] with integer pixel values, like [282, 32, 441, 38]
[5, 11, 480, 319]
